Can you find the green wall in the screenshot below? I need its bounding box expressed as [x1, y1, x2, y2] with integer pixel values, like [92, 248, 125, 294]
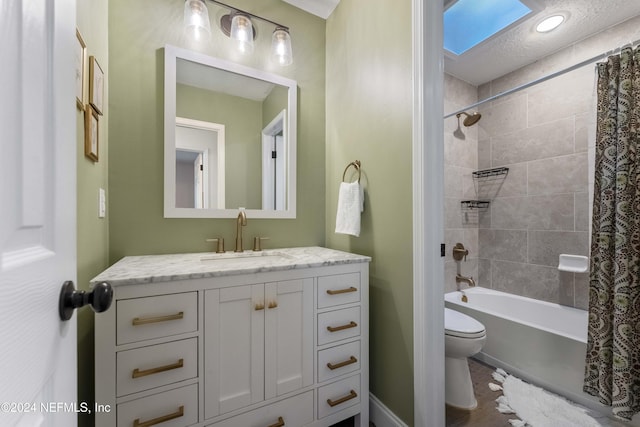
[176, 84, 263, 209]
[76, 1, 109, 426]
[78, 0, 415, 425]
[325, 0, 415, 424]
[108, 0, 326, 259]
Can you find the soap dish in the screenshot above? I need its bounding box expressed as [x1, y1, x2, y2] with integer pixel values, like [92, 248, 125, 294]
[558, 254, 589, 273]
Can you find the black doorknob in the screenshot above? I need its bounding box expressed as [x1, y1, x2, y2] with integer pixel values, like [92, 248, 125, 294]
[59, 281, 113, 321]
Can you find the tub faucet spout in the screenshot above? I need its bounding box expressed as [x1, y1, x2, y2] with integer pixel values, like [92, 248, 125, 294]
[456, 274, 476, 291]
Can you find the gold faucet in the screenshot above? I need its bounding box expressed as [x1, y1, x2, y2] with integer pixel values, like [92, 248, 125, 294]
[456, 274, 476, 291]
[235, 209, 247, 252]
[452, 243, 475, 291]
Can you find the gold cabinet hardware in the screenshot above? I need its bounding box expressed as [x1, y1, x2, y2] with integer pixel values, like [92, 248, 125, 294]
[327, 321, 357, 333]
[133, 405, 184, 427]
[327, 390, 358, 407]
[132, 359, 184, 379]
[266, 416, 285, 427]
[326, 286, 357, 295]
[268, 301, 278, 309]
[255, 303, 265, 311]
[327, 356, 358, 370]
[132, 312, 184, 326]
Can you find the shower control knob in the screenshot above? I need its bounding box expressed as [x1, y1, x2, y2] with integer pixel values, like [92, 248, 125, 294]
[452, 243, 469, 261]
[58, 281, 113, 321]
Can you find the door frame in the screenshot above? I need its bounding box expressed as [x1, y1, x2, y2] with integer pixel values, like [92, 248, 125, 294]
[174, 117, 226, 210]
[412, 0, 445, 426]
[261, 110, 286, 210]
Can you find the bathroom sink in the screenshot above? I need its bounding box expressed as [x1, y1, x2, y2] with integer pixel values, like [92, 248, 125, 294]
[200, 251, 293, 264]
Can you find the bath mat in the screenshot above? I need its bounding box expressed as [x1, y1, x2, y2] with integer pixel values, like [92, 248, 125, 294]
[489, 368, 601, 427]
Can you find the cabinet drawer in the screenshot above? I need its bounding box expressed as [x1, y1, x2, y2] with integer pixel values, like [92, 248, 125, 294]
[117, 292, 197, 345]
[117, 384, 198, 427]
[117, 338, 198, 397]
[317, 375, 361, 419]
[318, 273, 360, 308]
[207, 391, 313, 427]
[318, 341, 360, 383]
[318, 307, 361, 345]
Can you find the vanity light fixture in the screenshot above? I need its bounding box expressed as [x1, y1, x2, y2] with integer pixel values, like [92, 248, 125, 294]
[183, 0, 294, 65]
[536, 14, 564, 33]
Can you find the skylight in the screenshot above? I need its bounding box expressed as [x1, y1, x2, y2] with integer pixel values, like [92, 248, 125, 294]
[444, 0, 533, 56]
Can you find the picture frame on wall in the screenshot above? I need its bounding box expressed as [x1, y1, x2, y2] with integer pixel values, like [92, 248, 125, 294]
[84, 104, 99, 162]
[89, 55, 104, 115]
[75, 29, 86, 109]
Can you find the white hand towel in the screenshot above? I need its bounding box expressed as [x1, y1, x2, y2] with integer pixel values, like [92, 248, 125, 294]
[335, 181, 364, 237]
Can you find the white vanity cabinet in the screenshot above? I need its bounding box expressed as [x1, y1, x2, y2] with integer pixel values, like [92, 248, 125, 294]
[204, 278, 313, 418]
[94, 247, 370, 427]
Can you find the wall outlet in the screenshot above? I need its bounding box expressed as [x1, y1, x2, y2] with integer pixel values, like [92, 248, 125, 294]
[99, 188, 106, 218]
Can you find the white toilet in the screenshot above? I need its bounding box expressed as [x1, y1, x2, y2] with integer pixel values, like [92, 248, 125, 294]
[444, 307, 486, 409]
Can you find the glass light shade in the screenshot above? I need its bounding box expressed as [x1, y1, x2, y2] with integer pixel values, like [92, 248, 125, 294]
[184, 0, 211, 41]
[230, 14, 254, 54]
[271, 28, 293, 66]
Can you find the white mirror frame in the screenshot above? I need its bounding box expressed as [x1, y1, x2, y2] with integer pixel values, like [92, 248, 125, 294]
[164, 44, 297, 218]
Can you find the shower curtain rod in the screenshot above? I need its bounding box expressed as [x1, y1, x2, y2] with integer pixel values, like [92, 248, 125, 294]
[444, 38, 640, 119]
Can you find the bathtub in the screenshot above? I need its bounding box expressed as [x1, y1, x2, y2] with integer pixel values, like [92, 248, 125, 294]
[444, 287, 599, 411]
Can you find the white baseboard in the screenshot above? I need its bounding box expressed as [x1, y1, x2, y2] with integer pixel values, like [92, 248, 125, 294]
[369, 393, 409, 427]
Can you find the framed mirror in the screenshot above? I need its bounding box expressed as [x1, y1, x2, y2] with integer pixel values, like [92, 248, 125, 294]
[164, 44, 297, 218]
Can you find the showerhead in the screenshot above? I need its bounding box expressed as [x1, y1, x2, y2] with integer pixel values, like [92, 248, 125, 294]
[456, 111, 482, 127]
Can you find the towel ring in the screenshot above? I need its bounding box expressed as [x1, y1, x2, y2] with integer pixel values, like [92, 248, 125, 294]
[342, 160, 361, 183]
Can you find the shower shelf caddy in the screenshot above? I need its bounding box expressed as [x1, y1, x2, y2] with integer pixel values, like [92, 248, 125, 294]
[461, 167, 509, 210]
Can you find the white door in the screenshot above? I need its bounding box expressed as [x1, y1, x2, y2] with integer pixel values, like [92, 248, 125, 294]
[0, 0, 77, 426]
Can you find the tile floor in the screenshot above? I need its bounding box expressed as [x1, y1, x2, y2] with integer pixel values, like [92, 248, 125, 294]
[446, 358, 631, 427]
[331, 358, 632, 427]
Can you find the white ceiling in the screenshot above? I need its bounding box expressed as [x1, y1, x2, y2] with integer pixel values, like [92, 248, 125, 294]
[284, 0, 640, 87]
[444, 0, 640, 86]
[281, 0, 340, 19]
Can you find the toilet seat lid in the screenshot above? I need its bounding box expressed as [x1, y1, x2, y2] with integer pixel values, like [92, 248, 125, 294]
[445, 308, 486, 338]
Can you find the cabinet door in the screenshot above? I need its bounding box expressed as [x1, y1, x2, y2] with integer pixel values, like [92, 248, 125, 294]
[205, 285, 264, 419]
[264, 278, 313, 399]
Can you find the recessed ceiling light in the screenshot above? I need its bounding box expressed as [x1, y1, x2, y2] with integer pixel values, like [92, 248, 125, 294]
[536, 15, 564, 33]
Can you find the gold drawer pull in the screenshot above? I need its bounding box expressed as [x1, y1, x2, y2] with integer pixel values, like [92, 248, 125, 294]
[268, 301, 278, 309]
[326, 286, 357, 295]
[133, 405, 184, 427]
[327, 321, 357, 333]
[132, 312, 184, 326]
[327, 356, 358, 370]
[255, 303, 265, 311]
[327, 390, 358, 407]
[132, 359, 184, 379]
[267, 416, 285, 427]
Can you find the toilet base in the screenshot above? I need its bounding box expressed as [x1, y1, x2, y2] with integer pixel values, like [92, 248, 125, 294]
[445, 356, 477, 410]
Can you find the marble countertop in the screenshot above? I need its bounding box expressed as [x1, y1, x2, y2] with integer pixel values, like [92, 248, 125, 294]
[91, 246, 371, 286]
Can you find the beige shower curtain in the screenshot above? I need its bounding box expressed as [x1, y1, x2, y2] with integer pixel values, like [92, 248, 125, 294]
[584, 46, 640, 421]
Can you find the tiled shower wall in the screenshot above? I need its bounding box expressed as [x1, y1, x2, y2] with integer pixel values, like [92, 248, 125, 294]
[475, 66, 592, 309]
[443, 74, 479, 294]
[444, 15, 640, 309]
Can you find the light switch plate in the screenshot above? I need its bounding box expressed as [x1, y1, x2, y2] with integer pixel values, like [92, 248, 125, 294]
[99, 188, 106, 218]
